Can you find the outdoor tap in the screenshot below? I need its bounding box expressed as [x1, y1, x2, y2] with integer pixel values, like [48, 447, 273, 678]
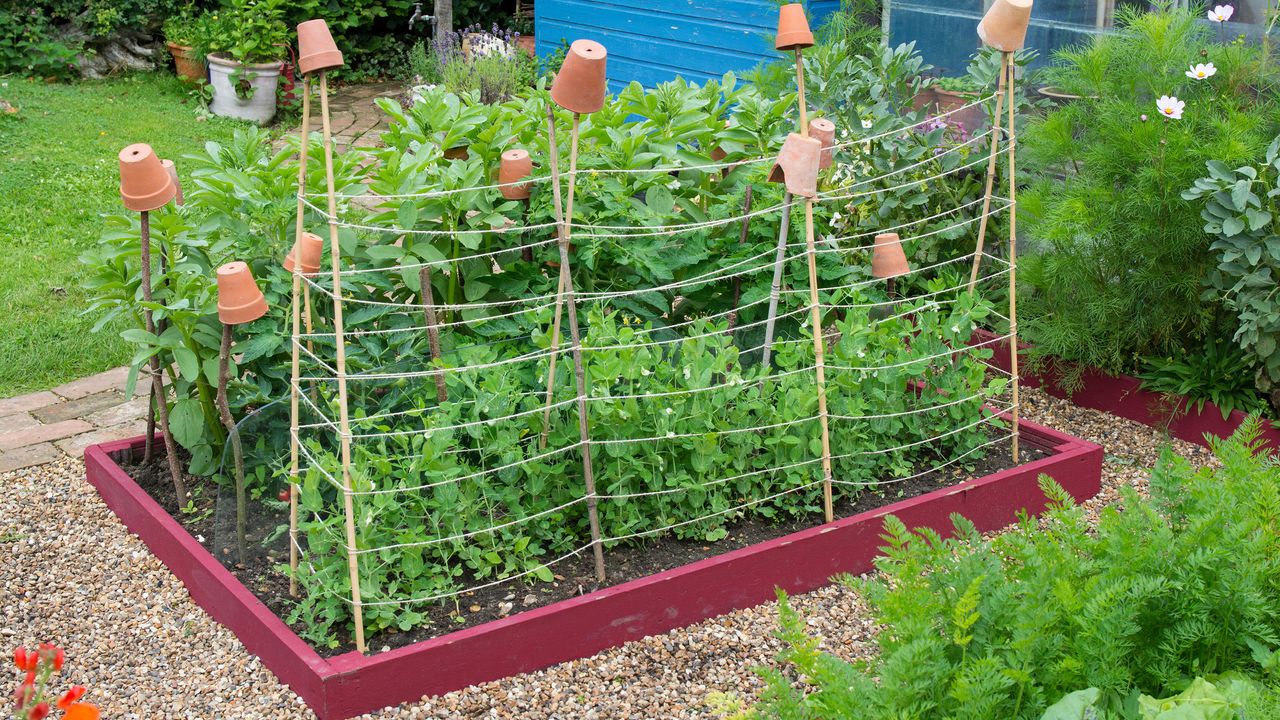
[409, 3, 433, 30]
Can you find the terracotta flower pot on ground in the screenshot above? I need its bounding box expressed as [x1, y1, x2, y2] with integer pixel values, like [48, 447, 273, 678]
[871, 232, 911, 278]
[930, 87, 987, 130]
[978, 0, 1034, 52]
[285, 232, 325, 274]
[809, 118, 836, 169]
[775, 3, 814, 51]
[551, 39, 607, 114]
[499, 149, 533, 200]
[769, 132, 822, 198]
[216, 262, 269, 325]
[161, 159, 183, 206]
[118, 143, 177, 212]
[443, 145, 470, 160]
[516, 35, 536, 56]
[166, 42, 205, 82]
[296, 19, 344, 75]
[207, 54, 283, 125]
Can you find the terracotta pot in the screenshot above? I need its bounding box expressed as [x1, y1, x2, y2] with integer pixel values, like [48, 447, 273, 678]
[551, 39, 607, 114]
[1037, 85, 1094, 104]
[516, 35, 536, 56]
[118, 143, 177, 212]
[768, 132, 822, 198]
[809, 118, 836, 169]
[978, 0, 1033, 53]
[871, 233, 910, 279]
[443, 145, 470, 160]
[296, 19, 344, 75]
[160, 159, 183, 206]
[284, 232, 325, 275]
[166, 41, 205, 82]
[216, 261, 269, 325]
[499, 149, 533, 200]
[775, 4, 814, 51]
[931, 87, 987, 130]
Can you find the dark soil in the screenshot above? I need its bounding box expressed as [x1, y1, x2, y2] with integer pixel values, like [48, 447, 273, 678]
[121, 434, 1046, 657]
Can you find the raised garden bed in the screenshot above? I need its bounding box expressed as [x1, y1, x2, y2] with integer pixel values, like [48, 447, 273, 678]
[971, 329, 1280, 450]
[84, 418, 1100, 719]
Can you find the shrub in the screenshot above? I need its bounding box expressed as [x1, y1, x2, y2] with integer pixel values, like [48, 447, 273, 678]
[1018, 4, 1278, 388]
[0, 9, 81, 80]
[735, 419, 1280, 719]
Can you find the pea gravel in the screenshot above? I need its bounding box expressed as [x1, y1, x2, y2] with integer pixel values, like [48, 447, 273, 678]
[1, 387, 1215, 719]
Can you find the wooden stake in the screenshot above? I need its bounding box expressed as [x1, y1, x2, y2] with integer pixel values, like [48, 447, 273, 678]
[761, 191, 792, 369]
[320, 71, 366, 653]
[217, 323, 248, 565]
[288, 73, 311, 597]
[419, 265, 448, 403]
[545, 106, 606, 582]
[139, 211, 187, 504]
[967, 52, 1008, 293]
[1005, 55, 1021, 464]
[795, 48, 835, 523]
[727, 185, 753, 335]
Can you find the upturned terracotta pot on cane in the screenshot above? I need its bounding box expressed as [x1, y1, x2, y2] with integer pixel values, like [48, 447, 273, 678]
[297, 19, 345, 75]
[775, 3, 814, 50]
[499, 149, 533, 200]
[871, 232, 911, 278]
[551, 39, 607, 114]
[161, 159, 184, 206]
[285, 232, 325, 274]
[119, 143, 177, 212]
[809, 118, 836, 169]
[978, 0, 1034, 52]
[217, 262, 269, 325]
[769, 133, 822, 198]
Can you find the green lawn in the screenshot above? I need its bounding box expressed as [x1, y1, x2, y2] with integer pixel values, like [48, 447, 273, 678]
[0, 73, 252, 398]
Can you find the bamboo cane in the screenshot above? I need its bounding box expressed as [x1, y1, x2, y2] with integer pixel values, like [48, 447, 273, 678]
[537, 104, 572, 450]
[545, 108, 606, 582]
[139, 211, 187, 503]
[727, 185, 753, 336]
[761, 191, 793, 369]
[288, 73, 311, 597]
[967, 53, 1008, 292]
[419, 265, 448, 403]
[320, 71, 366, 653]
[217, 324, 248, 565]
[1005, 55, 1021, 464]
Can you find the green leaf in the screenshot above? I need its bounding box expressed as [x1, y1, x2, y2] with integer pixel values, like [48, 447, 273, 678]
[1231, 179, 1253, 210]
[1040, 688, 1101, 720]
[1222, 216, 1245, 237]
[169, 398, 206, 450]
[174, 346, 199, 382]
[398, 202, 419, 230]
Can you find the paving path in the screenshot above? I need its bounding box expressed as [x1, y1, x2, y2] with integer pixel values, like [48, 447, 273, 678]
[282, 80, 402, 150]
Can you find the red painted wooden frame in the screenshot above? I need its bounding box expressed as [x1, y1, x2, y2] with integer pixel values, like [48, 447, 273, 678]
[84, 420, 1100, 720]
[971, 329, 1280, 451]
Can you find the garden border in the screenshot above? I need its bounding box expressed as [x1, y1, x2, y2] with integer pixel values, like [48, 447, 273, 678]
[83, 419, 1100, 720]
[970, 329, 1280, 450]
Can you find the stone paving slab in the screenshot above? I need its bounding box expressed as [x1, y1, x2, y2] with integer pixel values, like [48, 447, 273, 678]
[0, 368, 149, 465]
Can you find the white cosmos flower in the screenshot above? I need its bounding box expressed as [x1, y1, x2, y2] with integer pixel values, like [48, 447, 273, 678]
[861, 118, 873, 129]
[1156, 95, 1184, 120]
[1185, 62, 1217, 80]
[1208, 4, 1233, 21]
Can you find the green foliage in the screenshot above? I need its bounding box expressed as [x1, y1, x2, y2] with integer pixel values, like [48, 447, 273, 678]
[191, 0, 289, 64]
[1138, 339, 1269, 420]
[1184, 134, 1280, 409]
[0, 9, 81, 80]
[1019, 3, 1278, 388]
[740, 419, 1280, 719]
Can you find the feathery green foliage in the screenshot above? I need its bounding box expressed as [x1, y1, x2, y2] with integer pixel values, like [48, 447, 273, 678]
[737, 419, 1280, 719]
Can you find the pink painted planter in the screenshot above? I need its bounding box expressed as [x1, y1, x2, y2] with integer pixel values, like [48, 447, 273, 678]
[84, 421, 1100, 719]
[970, 328, 1280, 450]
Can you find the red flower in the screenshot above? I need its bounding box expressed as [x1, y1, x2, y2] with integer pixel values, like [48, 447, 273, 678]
[13, 647, 35, 672]
[51, 648, 64, 671]
[62, 704, 100, 720]
[23, 670, 35, 686]
[56, 686, 86, 711]
[27, 701, 50, 720]
[14, 681, 35, 708]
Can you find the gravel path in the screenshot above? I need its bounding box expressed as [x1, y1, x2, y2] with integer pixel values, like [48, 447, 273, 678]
[1, 388, 1216, 719]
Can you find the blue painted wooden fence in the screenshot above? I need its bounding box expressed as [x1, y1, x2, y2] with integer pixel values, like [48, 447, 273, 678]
[534, 0, 840, 92]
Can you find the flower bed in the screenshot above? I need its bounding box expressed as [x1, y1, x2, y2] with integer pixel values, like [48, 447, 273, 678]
[84, 417, 1101, 720]
[971, 328, 1280, 450]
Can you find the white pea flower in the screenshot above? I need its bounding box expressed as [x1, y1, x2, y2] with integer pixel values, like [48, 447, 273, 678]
[640, 367, 651, 376]
[1185, 63, 1217, 80]
[856, 350, 866, 358]
[950, 325, 960, 334]
[669, 179, 681, 190]
[840, 128, 849, 138]
[861, 118, 873, 129]
[683, 366, 692, 380]
[1208, 4, 1233, 21]
[666, 431, 676, 438]
[1156, 95, 1184, 120]
[664, 407, 674, 415]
